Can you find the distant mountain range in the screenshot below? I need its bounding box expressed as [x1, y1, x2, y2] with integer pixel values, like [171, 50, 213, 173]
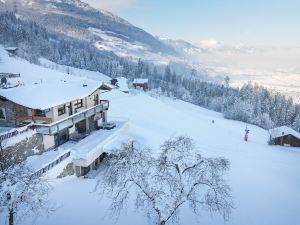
[0, 0, 179, 59]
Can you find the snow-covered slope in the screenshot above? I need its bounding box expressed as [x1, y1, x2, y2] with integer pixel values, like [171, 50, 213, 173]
[0, 45, 110, 85]
[12, 89, 300, 225]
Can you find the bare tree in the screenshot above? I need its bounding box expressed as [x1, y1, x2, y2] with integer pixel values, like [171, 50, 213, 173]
[98, 136, 233, 225]
[0, 141, 54, 225]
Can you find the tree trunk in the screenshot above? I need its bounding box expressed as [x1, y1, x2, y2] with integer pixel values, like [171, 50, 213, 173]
[160, 221, 166, 225]
[9, 208, 14, 225]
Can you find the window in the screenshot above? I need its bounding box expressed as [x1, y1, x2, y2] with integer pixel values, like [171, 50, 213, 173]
[35, 109, 46, 117]
[58, 104, 66, 116]
[74, 99, 83, 110]
[0, 108, 6, 120]
[93, 94, 99, 106]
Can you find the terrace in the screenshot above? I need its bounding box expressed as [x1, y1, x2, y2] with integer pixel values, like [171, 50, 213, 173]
[72, 119, 129, 176]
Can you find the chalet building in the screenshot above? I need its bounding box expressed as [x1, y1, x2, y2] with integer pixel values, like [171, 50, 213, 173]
[133, 78, 148, 91]
[0, 81, 111, 150]
[269, 126, 300, 147]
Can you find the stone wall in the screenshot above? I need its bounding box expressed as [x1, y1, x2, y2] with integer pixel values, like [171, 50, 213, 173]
[0, 98, 28, 127]
[4, 133, 44, 162]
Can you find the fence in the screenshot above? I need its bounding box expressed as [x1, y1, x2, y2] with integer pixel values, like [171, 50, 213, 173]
[0, 126, 30, 142]
[31, 151, 71, 178]
[0, 73, 20, 78]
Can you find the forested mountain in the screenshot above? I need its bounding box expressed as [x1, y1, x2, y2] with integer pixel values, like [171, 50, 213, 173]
[0, 5, 299, 133]
[0, 0, 178, 57]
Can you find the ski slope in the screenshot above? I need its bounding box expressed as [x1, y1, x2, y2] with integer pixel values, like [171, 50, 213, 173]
[14, 89, 300, 225]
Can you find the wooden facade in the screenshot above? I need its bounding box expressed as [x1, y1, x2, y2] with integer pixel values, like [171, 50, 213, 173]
[133, 82, 148, 91]
[0, 97, 28, 127]
[272, 134, 300, 147]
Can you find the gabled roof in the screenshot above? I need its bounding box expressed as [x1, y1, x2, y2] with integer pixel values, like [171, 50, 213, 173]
[0, 80, 104, 110]
[269, 126, 300, 140]
[133, 78, 148, 84]
[5, 47, 18, 51]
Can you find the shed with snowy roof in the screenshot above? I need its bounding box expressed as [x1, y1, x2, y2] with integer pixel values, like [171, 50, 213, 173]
[133, 78, 148, 91]
[269, 126, 300, 147]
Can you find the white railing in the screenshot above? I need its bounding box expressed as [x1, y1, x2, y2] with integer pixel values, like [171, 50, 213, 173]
[31, 150, 71, 178]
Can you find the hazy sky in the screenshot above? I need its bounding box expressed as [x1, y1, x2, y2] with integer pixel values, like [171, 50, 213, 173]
[83, 0, 300, 46]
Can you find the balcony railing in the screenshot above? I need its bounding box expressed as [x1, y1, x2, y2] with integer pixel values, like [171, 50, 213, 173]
[16, 115, 52, 125]
[35, 100, 109, 135]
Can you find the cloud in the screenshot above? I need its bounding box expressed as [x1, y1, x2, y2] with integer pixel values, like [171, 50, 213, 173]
[83, 0, 135, 11]
[195, 39, 219, 49]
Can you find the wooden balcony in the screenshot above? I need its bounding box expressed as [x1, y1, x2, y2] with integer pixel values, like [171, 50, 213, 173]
[16, 115, 52, 125]
[34, 101, 109, 135]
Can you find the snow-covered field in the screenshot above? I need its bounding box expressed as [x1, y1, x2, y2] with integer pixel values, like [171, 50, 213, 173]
[1, 44, 300, 225]
[5, 89, 298, 225]
[0, 44, 300, 225]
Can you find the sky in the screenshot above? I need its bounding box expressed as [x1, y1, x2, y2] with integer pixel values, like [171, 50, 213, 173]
[83, 0, 300, 47]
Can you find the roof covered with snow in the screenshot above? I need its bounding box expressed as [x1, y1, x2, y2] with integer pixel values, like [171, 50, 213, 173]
[269, 126, 300, 140]
[4, 47, 18, 51]
[0, 80, 103, 110]
[0, 45, 111, 110]
[133, 78, 148, 84]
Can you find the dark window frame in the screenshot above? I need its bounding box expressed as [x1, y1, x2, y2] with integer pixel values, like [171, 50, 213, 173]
[35, 109, 46, 117]
[58, 104, 66, 116]
[0, 108, 6, 120]
[94, 94, 99, 106]
[74, 99, 83, 110]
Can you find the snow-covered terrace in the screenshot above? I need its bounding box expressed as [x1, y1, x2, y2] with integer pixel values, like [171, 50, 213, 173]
[72, 120, 129, 167]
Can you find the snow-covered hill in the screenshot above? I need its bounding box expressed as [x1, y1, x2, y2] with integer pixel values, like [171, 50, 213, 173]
[14, 88, 300, 225]
[1, 46, 300, 225]
[0, 45, 110, 85]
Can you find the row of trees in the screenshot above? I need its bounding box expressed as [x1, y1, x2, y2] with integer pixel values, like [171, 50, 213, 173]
[134, 62, 300, 131]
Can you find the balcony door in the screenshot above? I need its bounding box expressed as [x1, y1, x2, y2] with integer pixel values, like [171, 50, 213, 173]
[54, 129, 69, 147]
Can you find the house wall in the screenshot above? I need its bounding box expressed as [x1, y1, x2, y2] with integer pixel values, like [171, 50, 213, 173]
[0, 98, 28, 127]
[68, 125, 76, 135]
[133, 83, 148, 91]
[273, 135, 300, 147]
[42, 134, 56, 150]
[50, 90, 100, 123]
[27, 108, 53, 118]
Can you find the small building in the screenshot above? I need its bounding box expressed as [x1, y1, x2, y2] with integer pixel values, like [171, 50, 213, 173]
[269, 126, 300, 147]
[133, 78, 148, 91]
